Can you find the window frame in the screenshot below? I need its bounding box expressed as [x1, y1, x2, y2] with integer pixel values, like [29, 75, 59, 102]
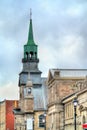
[39, 114, 45, 128]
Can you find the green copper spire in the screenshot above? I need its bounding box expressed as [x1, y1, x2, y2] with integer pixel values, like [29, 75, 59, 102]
[27, 9, 35, 45]
[23, 9, 38, 61]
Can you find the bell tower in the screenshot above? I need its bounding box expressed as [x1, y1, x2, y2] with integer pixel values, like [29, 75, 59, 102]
[19, 9, 42, 88]
[22, 9, 38, 64]
[13, 10, 47, 130]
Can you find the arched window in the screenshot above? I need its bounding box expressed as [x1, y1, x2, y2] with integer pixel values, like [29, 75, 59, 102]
[39, 114, 45, 127]
[30, 51, 33, 59]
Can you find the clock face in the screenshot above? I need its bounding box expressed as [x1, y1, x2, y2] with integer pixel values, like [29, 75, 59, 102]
[19, 73, 28, 85]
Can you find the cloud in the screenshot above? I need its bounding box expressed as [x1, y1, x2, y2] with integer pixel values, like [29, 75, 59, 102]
[0, 82, 19, 100]
[0, 0, 87, 98]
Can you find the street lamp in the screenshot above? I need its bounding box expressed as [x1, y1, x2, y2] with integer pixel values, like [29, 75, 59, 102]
[73, 98, 78, 130]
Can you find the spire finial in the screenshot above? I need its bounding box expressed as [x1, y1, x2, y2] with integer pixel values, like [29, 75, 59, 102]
[30, 8, 32, 20]
[27, 8, 35, 45]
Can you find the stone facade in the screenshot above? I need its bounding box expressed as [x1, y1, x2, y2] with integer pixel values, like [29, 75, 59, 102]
[15, 110, 48, 130]
[0, 101, 6, 130]
[47, 69, 87, 130]
[62, 79, 87, 130]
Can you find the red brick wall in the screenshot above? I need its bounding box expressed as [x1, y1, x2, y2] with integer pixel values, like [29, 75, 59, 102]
[6, 100, 17, 130]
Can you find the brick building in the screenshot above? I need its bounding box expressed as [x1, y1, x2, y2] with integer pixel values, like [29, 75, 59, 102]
[0, 100, 18, 130]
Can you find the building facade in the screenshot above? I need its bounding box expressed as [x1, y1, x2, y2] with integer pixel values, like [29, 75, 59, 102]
[13, 12, 48, 130]
[47, 69, 87, 130]
[12, 11, 87, 130]
[62, 78, 87, 130]
[0, 100, 18, 130]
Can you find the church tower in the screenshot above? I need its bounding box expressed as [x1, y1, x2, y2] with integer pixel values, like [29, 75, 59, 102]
[13, 10, 47, 130]
[19, 9, 42, 88]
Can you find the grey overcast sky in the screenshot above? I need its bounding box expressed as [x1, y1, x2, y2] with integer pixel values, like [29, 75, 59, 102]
[0, 0, 87, 100]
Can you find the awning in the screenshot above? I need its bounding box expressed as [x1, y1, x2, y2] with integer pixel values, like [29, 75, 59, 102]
[82, 123, 87, 128]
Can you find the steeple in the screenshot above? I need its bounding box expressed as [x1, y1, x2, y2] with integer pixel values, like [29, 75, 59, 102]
[27, 9, 35, 45]
[23, 9, 38, 62]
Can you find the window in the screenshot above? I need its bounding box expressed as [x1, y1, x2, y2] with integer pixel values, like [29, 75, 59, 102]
[65, 102, 73, 119]
[39, 115, 45, 127]
[24, 88, 32, 97]
[28, 88, 31, 94]
[30, 51, 33, 59]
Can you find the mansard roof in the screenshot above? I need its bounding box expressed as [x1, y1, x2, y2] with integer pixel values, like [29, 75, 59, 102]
[33, 77, 48, 110]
